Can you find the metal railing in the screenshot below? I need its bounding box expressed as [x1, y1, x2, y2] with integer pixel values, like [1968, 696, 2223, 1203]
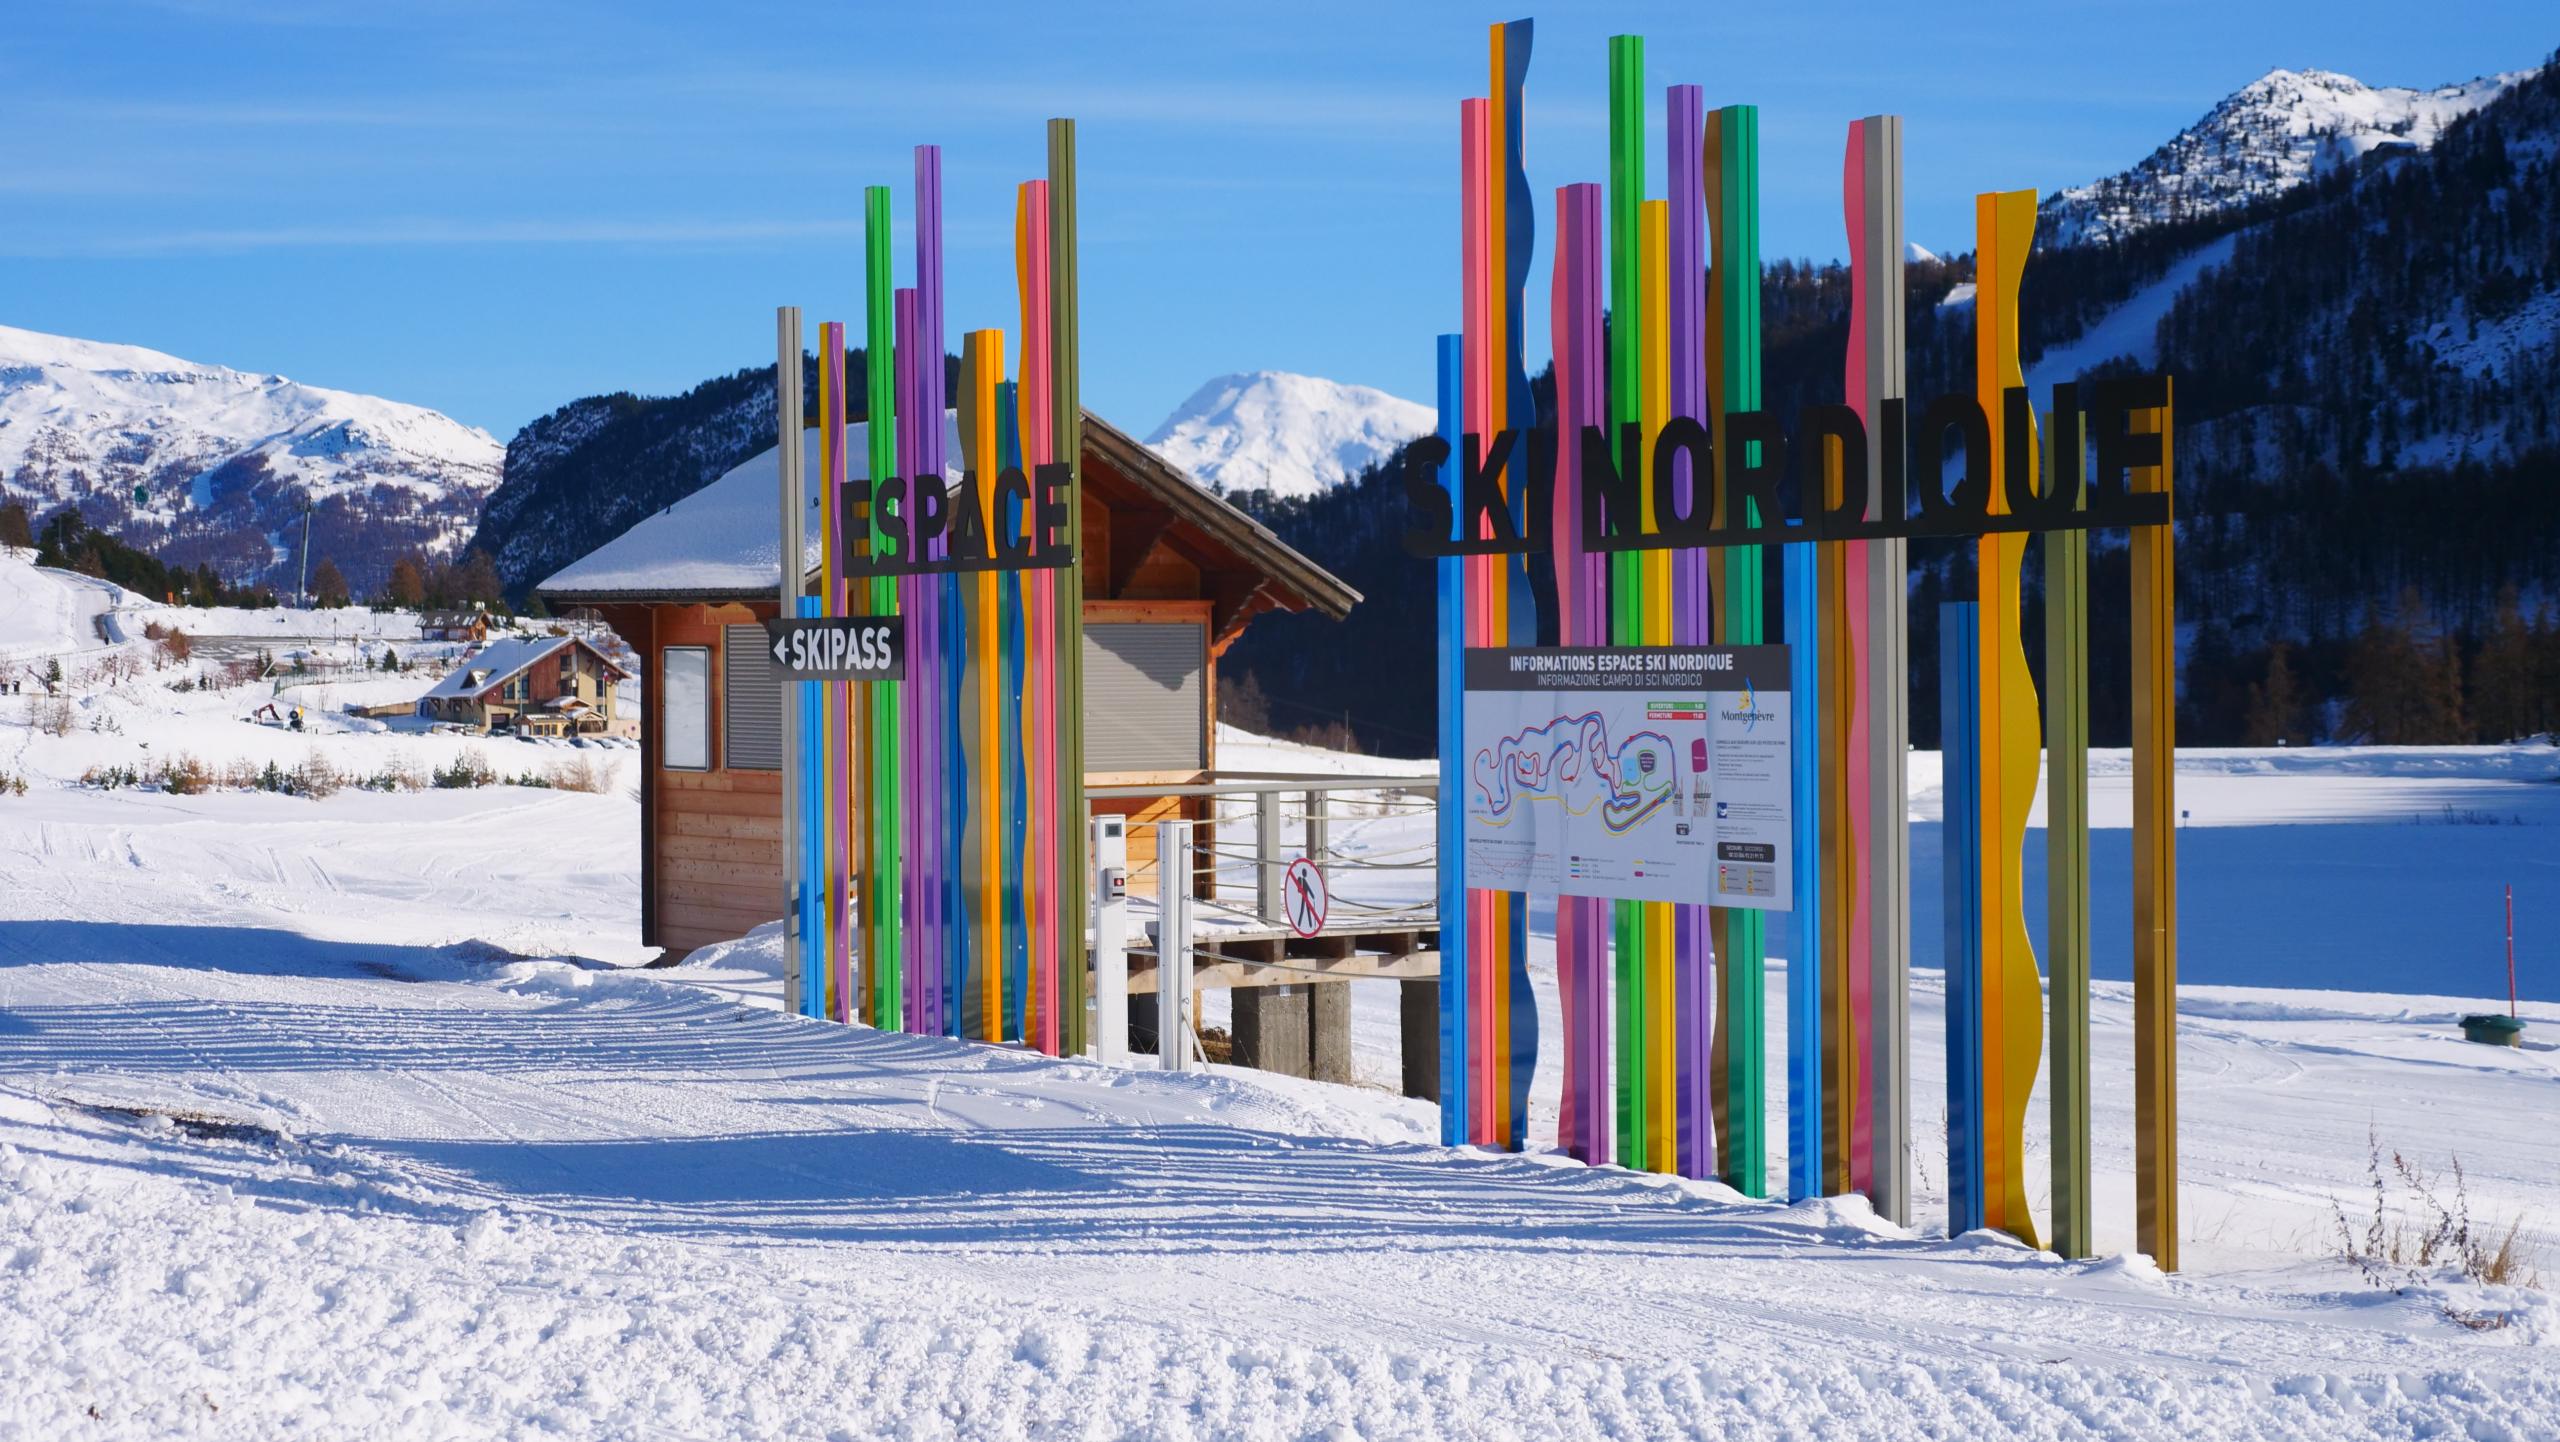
[1084, 774, 1442, 1074]
[1087, 771, 1439, 933]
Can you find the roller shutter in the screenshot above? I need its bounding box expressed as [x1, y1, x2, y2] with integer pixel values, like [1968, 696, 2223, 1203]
[722, 623, 782, 771]
[1082, 622, 1204, 773]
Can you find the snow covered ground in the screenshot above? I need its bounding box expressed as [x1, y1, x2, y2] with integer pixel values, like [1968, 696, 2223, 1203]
[1, 558, 2554, 1437]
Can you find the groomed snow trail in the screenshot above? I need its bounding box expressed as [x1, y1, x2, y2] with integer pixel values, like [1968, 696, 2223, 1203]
[1, 787, 2554, 1439]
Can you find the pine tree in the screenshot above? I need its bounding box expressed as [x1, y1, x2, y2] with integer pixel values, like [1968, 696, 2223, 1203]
[2468, 587, 2538, 743]
[2343, 589, 2436, 743]
[311, 558, 350, 609]
[388, 556, 427, 609]
[0, 501, 31, 550]
[454, 550, 503, 607]
[2243, 642, 2307, 746]
[2430, 630, 2468, 743]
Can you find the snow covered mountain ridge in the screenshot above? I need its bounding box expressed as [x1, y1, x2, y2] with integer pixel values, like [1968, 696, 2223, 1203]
[1145, 371, 1433, 500]
[0, 323, 501, 592]
[2040, 65, 2536, 247]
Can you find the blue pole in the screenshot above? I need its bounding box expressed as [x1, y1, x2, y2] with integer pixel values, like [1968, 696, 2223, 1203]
[1434, 333, 1469, 1146]
[1940, 600, 1985, 1235]
[1786, 541, 1824, 1200]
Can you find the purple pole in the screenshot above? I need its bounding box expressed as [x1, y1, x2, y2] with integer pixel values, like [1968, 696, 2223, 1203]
[1556, 180, 1612, 1166]
[896, 285, 929, 1036]
[921, 144, 962, 1039]
[916, 144, 959, 1039]
[1667, 83, 1716, 1181]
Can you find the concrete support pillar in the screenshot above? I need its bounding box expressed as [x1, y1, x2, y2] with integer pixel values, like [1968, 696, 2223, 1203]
[1400, 978, 1439, 1101]
[1234, 984, 1313, 1078]
[1309, 981, 1354, 1086]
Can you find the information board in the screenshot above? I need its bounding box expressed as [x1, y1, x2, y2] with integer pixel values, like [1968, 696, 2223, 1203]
[1461, 645, 1791, 909]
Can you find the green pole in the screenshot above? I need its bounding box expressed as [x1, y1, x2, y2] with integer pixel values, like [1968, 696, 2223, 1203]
[1606, 32, 1646, 1171]
[2045, 392, 2092, 1258]
[1719, 103, 1766, 1198]
[864, 184, 904, 1028]
[1049, 119, 1088, 1060]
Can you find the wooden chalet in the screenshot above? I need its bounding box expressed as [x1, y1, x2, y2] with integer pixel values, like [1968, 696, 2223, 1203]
[538, 411, 1358, 961]
[420, 608, 493, 643]
[418, 633, 629, 736]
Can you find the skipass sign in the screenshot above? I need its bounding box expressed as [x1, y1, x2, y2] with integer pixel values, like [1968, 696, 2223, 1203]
[1462, 645, 1792, 909]
[763, 616, 905, 681]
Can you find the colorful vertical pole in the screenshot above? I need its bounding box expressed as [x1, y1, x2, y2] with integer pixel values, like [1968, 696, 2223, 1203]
[2130, 377, 2179, 1271]
[1666, 82, 1715, 1182]
[1851, 117, 1911, 1226]
[1821, 127, 1871, 1201]
[1940, 600, 1985, 1236]
[1640, 196, 1677, 1172]
[1706, 103, 1767, 1199]
[1491, 18, 1539, 1150]
[1049, 118, 1088, 1062]
[1605, 32, 1647, 1172]
[999, 376, 1029, 1039]
[776, 306, 806, 1020]
[1785, 401, 1826, 1200]
[1554, 180, 1610, 1166]
[1015, 178, 1057, 1055]
[1434, 331, 1471, 1147]
[798, 592, 826, 1017]
[962, 329, 1006, 1040]
[2045, 386, 2093, 1260]
[820, 322, 853, 1023]
[906, 281, 936, 1039]
[1460, 96, 1498, 1148]
[918, 144, 965, 1041]
[1974, 188, 2044, 1250]
[862, 186, 904, 1033]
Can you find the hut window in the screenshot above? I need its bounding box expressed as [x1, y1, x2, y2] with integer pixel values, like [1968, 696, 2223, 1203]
[1082, 622, 1205, 773]
[663, 646, 710, 771]
[721, 624, 782, 771]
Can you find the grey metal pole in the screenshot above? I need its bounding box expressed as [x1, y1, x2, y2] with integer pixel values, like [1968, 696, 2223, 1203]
[777, 307, 805, 1017]
[1155, 818, 1193, 1072]
[1862, 116, 1913, 1229]
[1256, 791, 1283, 922]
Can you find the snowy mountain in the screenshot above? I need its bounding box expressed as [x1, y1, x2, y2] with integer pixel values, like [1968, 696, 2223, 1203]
[473, 361, 792, 603]
[1145, 371, 1433, 500]
[2040, 66, 2533, 247]
[0, 324, 501, 594]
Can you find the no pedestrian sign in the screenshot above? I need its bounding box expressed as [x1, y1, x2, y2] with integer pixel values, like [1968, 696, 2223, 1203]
[763, 617, 905, 681]
[1283, 856, 1328, 938]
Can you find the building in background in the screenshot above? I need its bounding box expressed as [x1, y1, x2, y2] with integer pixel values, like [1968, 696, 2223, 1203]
[538, 411, 1358, 961]
[418, 633, 630, 737]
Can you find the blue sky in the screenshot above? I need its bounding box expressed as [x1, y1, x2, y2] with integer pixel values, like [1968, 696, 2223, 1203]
[1, 1, 2542, 440]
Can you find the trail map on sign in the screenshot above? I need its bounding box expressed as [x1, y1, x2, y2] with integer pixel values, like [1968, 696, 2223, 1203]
[1461, 646, 1791, 909]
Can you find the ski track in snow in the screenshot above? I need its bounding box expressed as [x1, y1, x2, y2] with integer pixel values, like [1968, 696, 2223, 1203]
[0, 624, 2556, 1435]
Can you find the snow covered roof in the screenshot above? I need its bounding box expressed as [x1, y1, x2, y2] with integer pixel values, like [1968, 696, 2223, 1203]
[537, 409, 1358, 622]
[420, 634, 625, 701]
[537, 416, 960, 602]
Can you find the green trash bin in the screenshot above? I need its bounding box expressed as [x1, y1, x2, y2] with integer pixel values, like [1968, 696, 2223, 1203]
[2459, 1014, 2525, 1047]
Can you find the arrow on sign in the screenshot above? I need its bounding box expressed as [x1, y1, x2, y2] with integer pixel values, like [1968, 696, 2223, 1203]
[761, 617, 906, 681]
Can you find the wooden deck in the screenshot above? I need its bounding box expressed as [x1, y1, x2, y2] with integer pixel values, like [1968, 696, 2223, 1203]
[1123, 898, 1439, 993]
